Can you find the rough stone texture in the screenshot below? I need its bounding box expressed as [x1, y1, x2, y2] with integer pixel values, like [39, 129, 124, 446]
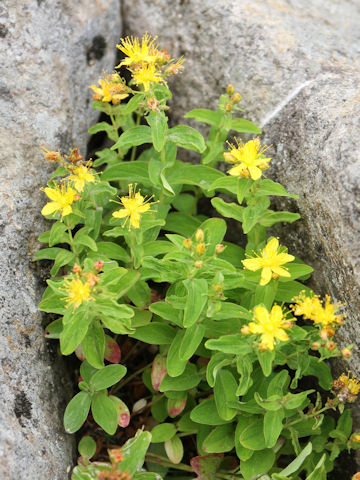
[0, 1, 121, 478]
[121, 0, 360, 370]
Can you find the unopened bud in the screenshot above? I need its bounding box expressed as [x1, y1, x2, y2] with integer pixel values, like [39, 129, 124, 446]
[214, 284, 223, 292]
[232, 92, 242, 104]
[311, 341, 321, 350]
[74, 194, 81, 201]
[147, 97, 160, 111]
[72, 264, 82, 274]
[226, 84, 235, 96]
[342, 347, 352, 358]
[215, 244, 225, 255]
[183, 238, 193, 249]
[194, 260, 203, 269]
[223, 152, 235, 163]
[272, 273, 280, 280]
[259, 343, 267, 351]
[225, 103, 233, 112]
[320, 326, 335, 340]
[196, 243, 206, 256]
[351, 434, 360, 443]
[241, 325, 250, 335]
[326, 341, 336, 351]
[195, 229, 204, 243]
[352, 473, 360, 480]
[94, 260, 104, 272]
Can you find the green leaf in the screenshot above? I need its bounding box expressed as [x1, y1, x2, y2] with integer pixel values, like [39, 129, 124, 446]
[160, 364, 200, 392]
[78, 436, 96, 459]
[60, 310, 93, 355]
[165, 434, 184, 464]
[253, 179, 298, 198]
[183, 278, 208, 327]
[167, 330, 187, 377]
[184, 109, 222, 126]
[74, 230, 98, 252]
[91, 391, 118, 435]
[151, 423, 177, 443]
[44, 318, 63, 339]
[190, 398, 231, 426]
[118, 430, 152, 475]
[240, 450, 275, 480]
[101, 161, 151, 185]
[147, 111, 168, 152]
[50, 250, 75, 276]
[279, 442, 313, 476]
[49, 221, 68, 247]
[302, 357, 333, 390]
[259, 211, 301, 227]
[214, 369, 238, 421]
[256, 349, 275, 377]
[122, 93, 145, 115]
[167, 163, 224, 190]
[111, 125, 152, 150]
[283, 390, 314, 410]
[89, 364, 127, 391]
[81, 320, 105, 369]
[64, 392, 91, 433]
[205, 335, 252, 355]
[179, 323, 205, 360]
[240, 419, 266, 450]
[236, 356, 254, 396]
[255, 281, 278, 310]
[96, 242, 130, 262]
[165, 212, 202, 236]
[202, 423, 235, 453]
[33, 247, 67, 261]
[131, 322, 176, 345]
[275, 281, 312, 303]
[211, 197, 243, 222]
[264, 409, 285, 448]
[149, 302, 182, 327]
[167, 125, 206, 153]
[282, 262, 314, 282]
[230, 118, 261, 134]
[88, 120, 115, 136]
[267, 371, 290, 397]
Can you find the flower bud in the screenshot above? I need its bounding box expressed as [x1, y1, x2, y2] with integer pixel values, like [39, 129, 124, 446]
[351, 434, 360, 443]
[352, 473, 360, 480]
[72, 264, 82, 274]
[326, 341, 336, 351]
[241, 325, 250, 335]
[194, 260, 203, 269]
[272, 273, 280, 280]
[215, 244, 225, 255]
[223, 152, 235, 163]
[195, 229, 204, 243]
[320, 326, 335, 340]
[147, 97, 160, 111]
[94, 260, 104, 272]
[183, 238, 193, 249]
[232, 92, 242, 104]
[225, 103, 233, 112]
[342, 347, 352, 358]
[311, 341, 321, 350]
[226, 84, 235, 96]
[196, 243, 206, 256]
[214, 284, 223, 292]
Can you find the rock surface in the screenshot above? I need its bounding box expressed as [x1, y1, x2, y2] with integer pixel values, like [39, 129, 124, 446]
[122, 0, 360, 370]
[0, 1, 121, 478]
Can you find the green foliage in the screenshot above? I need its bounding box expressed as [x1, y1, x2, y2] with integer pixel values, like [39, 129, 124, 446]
[35, 35, 357, 480]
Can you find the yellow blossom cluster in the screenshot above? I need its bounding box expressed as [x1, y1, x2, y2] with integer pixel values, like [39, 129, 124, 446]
[241, 304, 293, 350]
[223, 137, 271, 180]
[242, 237, 295, 286]
[62, 266, 100, 309]
[115, 34, 185, 92]
[112, 184, 155, 229]
[41, 147, 96, 219]
[291, 291, 344, 327]
[89, 72, 129, 104]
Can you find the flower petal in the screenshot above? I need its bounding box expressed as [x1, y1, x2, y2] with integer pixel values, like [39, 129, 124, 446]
[260, 267, 272, 286]
[41, 202, 59, 216]
[242, 257, 264, 271]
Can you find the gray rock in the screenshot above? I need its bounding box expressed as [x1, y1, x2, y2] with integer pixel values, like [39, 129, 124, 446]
[121, 0, 360, 371]
[0, 1, 121, 478]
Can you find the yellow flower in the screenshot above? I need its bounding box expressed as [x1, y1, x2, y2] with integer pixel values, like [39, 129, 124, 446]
[291, 292, 344, 326]
[339, 373, 360, 395]
[68, 164, 95, 192]
[224, 138, 271, 180]
[41, 184, 78, 218]
[112, 184, 154, 229]
[89, 73, 129, 104]
[242, 237, 295, 286]
[131, 63, 165, 92]
[63, 276, 93, 309]
[244, 304, 292, 350]
[116, 34, 160, 67]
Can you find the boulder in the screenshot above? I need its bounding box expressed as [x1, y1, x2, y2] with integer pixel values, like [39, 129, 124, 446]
[0, 1, 121, 478]
[121, 0, 360, 371]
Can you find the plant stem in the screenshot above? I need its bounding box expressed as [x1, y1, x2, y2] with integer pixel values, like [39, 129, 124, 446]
[110, 362, 152, 394]
[130, 113, 141, 162]
[65, 218, 80, 263]
[109, 112, 123, 160]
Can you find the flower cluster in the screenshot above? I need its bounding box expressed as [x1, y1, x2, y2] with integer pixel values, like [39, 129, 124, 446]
[89, 72, 129, 104]
[291, 291, 344, 327]
[62, 265, 101, 310]
[242, 237, 295, 286]
[223, 137, 271, 180]
[333, 372, 360, 403]
[41, 147, 96, 219]
[116, 34, 184, 92]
